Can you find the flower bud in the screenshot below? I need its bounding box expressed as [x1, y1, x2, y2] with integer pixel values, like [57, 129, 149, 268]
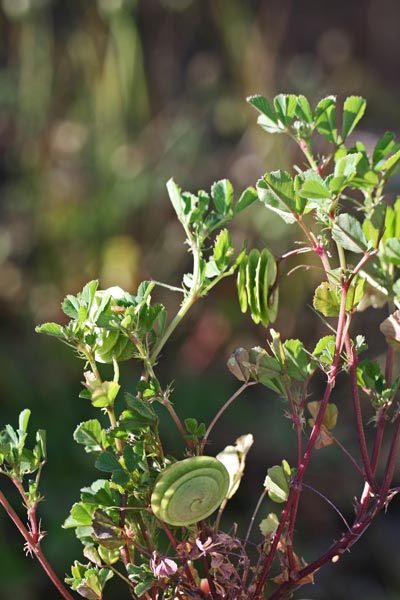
[379, 310, 400, 351]
[227, 347, 250, 381]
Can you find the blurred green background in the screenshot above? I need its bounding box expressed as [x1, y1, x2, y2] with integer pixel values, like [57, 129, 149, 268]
[1, 0, 400, 599]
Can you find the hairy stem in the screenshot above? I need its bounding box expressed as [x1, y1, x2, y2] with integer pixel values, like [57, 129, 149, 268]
[0, 490, 75, 600]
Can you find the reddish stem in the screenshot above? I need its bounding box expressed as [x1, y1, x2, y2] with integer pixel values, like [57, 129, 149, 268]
[345, 338, 375, 487]
[370, 408, 386, 475]
[379, 416, 400, 498]
[158, 520, 196, 588]
[252, 280, 349, 599]
[281, 380, 303, 572]
[0, 490, 75, 600]
[385, 345, 395, 388]
[266, 499, 381, 600]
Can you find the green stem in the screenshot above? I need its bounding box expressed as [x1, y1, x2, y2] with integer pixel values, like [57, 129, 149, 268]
[336, 241, 347, 273]
[200, 381, 256, 454]
[244, 488, 268, 546]
[149, 240, 202, 366]
[292, 135, 319, 172]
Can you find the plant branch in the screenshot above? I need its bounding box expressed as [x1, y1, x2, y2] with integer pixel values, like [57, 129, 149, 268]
[200, 381, 257, 454]
[0, 489, 75, 600]
[379, 415, 400, 499]
[149, 239, 202, 366]
[345, 337, 375, 487]
[252, 278, 349, 599]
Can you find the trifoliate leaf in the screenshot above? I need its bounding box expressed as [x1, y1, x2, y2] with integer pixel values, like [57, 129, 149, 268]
[247, 95, 282, 133]
[63, 502, 93, 528]
[90, 381, 120, 409]
[356, 360, 386, 394]
[213, 229, 234, 271]
[74, 420, 103, 453]
[313, 335, 336, 365]
[257, 171, 299, 223]
[273, 94, 298, 127]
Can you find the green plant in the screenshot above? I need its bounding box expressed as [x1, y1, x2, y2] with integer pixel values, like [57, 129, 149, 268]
[2, 93, 400, 599]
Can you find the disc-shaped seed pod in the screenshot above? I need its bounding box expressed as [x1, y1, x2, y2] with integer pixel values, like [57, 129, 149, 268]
[151, 456, 230, 526]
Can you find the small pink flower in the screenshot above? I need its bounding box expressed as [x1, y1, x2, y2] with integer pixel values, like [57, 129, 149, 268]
[150, 551, 178, 578]
[195, 536, 213, 555]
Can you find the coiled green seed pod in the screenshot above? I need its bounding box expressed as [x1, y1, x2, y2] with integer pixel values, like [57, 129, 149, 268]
[151, 456, 229, 526]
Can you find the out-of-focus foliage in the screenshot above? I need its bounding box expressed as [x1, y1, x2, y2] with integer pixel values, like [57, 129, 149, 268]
[1, 1, 400, 599]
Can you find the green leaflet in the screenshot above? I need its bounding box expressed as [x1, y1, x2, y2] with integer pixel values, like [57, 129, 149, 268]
[342, 96, 366, 140]
[332, 214, 368, 254]
[264, 460, 292, 503]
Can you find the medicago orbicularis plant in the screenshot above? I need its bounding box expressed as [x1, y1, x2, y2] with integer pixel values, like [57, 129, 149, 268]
[1, 93, 400, 600]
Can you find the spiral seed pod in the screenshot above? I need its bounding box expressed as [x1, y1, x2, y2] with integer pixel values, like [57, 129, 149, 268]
[237, 248, 278, 328]
[151, 456, 230, 526]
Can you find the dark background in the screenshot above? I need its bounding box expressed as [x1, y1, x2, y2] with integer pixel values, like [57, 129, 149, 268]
[1, 1, 400, 599]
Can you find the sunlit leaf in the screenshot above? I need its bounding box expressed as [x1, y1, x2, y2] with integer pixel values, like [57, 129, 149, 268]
[264, 460, 291, 504]
[74, 420, 103, 453]
[63, 502, 93, 528]
[234, 186, 258, 214]
[307, 401, 338, 430]
[247, 95, 282, 133]
[257, 171, 298, 223]
[332, 213, 367, 253]
[313, 335, 336, 365]
[273, 94, 298, 127]
[260, 512, 279, 537]
[211, 179, 233, 215]
[295, 95, 313, 124]
[373, 132, 399, 167]
[342, 96, 366, 140]
[216, 434, 254, 499]
[166, 178, 184, 219]
[314, 96, 337, 143]
[35, 322, 66, 337]
[384, 238, 400, 266]
[313, 281, 341, 317]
